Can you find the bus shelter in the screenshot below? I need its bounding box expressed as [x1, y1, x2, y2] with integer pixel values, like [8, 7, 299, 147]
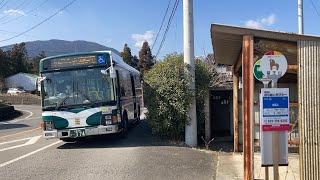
[210, 24, 320, 180]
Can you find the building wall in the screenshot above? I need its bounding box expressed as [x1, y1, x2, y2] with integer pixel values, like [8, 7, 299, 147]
[298, 40, 320, 180]
[5, 73, 37, 91]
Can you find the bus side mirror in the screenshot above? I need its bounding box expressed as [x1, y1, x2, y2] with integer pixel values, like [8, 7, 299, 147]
[109, 66, 116, 79]
[101, 66, 116, 79]
[36, 77, 46, 91]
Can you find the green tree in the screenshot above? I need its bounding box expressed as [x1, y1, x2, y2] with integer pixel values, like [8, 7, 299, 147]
[9, 43, 29, 74]
[132, 55, 139, 70]
[144, 53, 212, 139]
[120, 44, 134, 66]
[29, 51, 46, 74]
[138, 41, 154, 74]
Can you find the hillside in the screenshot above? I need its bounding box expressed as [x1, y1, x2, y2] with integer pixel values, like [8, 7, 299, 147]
[1, 39, 120, 58]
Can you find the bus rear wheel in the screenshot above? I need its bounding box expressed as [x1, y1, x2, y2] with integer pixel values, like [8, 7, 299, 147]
[120, 112, 128, 138]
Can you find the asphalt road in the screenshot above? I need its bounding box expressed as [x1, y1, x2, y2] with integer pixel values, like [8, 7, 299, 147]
[0, 105, 217, 180]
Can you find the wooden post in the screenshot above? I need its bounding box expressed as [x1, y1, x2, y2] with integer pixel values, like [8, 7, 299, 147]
[233, 67, 239, 152]
[242, 35, 254, 180]
[265, 167, 269, 180]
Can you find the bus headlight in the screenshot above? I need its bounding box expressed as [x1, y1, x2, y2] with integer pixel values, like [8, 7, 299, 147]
[106, 120, 112, 125]
[112, 115, 120, 123]
[44, 121, 54, 131]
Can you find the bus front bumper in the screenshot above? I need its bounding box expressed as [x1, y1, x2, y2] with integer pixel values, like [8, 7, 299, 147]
[43, 125, 119, 139]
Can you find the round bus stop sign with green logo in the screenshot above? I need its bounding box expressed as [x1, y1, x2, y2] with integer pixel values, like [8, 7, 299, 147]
[253, 59, 264, 80]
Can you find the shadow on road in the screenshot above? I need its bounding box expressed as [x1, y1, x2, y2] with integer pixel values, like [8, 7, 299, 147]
[57, 120, 184, 149]
[0, 123, 30, 130]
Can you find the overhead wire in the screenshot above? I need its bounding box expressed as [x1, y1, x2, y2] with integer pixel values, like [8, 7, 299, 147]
[0, 0, 33, 22]
[0, 0, 78, 42]
[310, 0, 320, 17]
[0, 0, 31, 22]
[151, 0, 172, 51]
[0, 0, 8, 12]
[1, 0, 50, 24]
[155, 0, 180, 59]
[0, 0, 5, 7]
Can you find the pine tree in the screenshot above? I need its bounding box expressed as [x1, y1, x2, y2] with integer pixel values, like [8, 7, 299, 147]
[138, 41, 154, 74]
[132, 55, 139, 71]
[120, 44, 134, 66]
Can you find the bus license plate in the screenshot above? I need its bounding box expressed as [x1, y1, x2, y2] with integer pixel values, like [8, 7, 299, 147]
[70, 129, 86, 138]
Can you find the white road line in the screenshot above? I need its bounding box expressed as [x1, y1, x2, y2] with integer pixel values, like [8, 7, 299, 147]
[0, 137, 32, 146]
[0, 117, 41, 125]
[9, 117, 41, 123]
[0, 140, 62, 168]
[15, 109, 34, 119]
[0, 136, 41, 152]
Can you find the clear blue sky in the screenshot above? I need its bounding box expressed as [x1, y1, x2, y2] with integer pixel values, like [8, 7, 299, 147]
[0, 0, 320, 59]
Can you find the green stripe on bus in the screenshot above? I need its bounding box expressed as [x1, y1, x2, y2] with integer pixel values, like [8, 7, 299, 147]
[43, 116, 69, 129]
[86, 112, 102, 126]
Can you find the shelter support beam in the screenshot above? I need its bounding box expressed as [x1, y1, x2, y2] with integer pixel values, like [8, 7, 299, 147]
[233, 67, 239, 152]
[234, 52, 242, 73]
[242, 35, 254, 180]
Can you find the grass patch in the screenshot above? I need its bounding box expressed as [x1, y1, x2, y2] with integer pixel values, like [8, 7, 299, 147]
[0, 102, 8, 108]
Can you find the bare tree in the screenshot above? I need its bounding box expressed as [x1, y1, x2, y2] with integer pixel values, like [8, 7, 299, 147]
[197, 53, 231, 89]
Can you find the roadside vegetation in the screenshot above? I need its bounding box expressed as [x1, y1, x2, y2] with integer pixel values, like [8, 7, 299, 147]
[144, 53, 221, 140]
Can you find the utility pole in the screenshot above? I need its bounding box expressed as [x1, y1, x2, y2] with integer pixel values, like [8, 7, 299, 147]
[298, 0, 304, 34]
[183, 0, 197, 147]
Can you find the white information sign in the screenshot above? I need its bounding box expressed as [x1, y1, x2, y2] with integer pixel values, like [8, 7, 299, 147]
[261, 88, 290, 131]
[260, 88, 289, 166]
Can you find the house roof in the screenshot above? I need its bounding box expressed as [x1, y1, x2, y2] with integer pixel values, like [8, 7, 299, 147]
[6, 72, 39, 79]
[211, 24, 320, 65]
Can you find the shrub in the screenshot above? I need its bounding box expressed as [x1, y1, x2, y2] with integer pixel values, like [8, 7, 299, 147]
[144, 53, 211, 140]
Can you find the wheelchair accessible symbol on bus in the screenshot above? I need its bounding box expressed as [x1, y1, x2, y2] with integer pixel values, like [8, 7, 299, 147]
[97, 55, 106, 64]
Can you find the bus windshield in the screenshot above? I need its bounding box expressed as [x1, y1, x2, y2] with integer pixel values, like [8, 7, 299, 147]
[42, 67, 114, 109]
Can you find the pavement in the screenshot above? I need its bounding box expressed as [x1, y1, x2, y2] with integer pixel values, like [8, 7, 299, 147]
[0, 105, 301, 180]
[0, 105, 218, 180]
[215, 152, 300, 180]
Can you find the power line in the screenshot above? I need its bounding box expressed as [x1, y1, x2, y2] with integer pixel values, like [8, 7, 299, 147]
[0, 0, 8, 12]
[0, 0, 5, 7]
[310, 0, 320, 16]
[155, 0, 180, 59]
[0, 0, 77, 42]
[0, 0, 33, 22]
[0, 0, 31, 22]
[2, 0, 50, 24]
[0, 29, 40, 39]
[151, 0, 172, 51]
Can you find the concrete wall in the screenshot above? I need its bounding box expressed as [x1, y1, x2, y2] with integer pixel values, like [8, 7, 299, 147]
[0, 94, 41, 105]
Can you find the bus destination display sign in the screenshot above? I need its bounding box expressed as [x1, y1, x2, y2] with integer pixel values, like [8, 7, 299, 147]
[51, 55, 107, 69]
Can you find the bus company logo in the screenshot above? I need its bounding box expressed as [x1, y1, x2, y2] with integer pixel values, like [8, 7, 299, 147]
[75, 118, 80, 125]
[97, 55, 106, 64]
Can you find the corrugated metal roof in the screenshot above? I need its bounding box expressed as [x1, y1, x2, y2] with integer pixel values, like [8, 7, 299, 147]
[211, 24, 320, 65]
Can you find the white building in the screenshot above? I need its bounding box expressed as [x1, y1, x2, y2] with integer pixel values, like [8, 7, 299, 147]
[5, 73, 39, 91]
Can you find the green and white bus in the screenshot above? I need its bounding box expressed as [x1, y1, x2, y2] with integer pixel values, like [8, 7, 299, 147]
[38, 50, 141, 141]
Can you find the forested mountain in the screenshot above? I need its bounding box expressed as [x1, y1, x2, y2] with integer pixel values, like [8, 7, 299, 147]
[1, 39, 119, 58]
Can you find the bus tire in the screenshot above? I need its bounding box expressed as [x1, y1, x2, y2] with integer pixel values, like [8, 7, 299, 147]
[120, 111, 128, 138]
[136, 104, 141, 124]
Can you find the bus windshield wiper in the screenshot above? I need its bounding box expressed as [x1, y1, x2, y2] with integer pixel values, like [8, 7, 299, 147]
[77, 90, 91, 102]
[56, 95, 70, 110]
